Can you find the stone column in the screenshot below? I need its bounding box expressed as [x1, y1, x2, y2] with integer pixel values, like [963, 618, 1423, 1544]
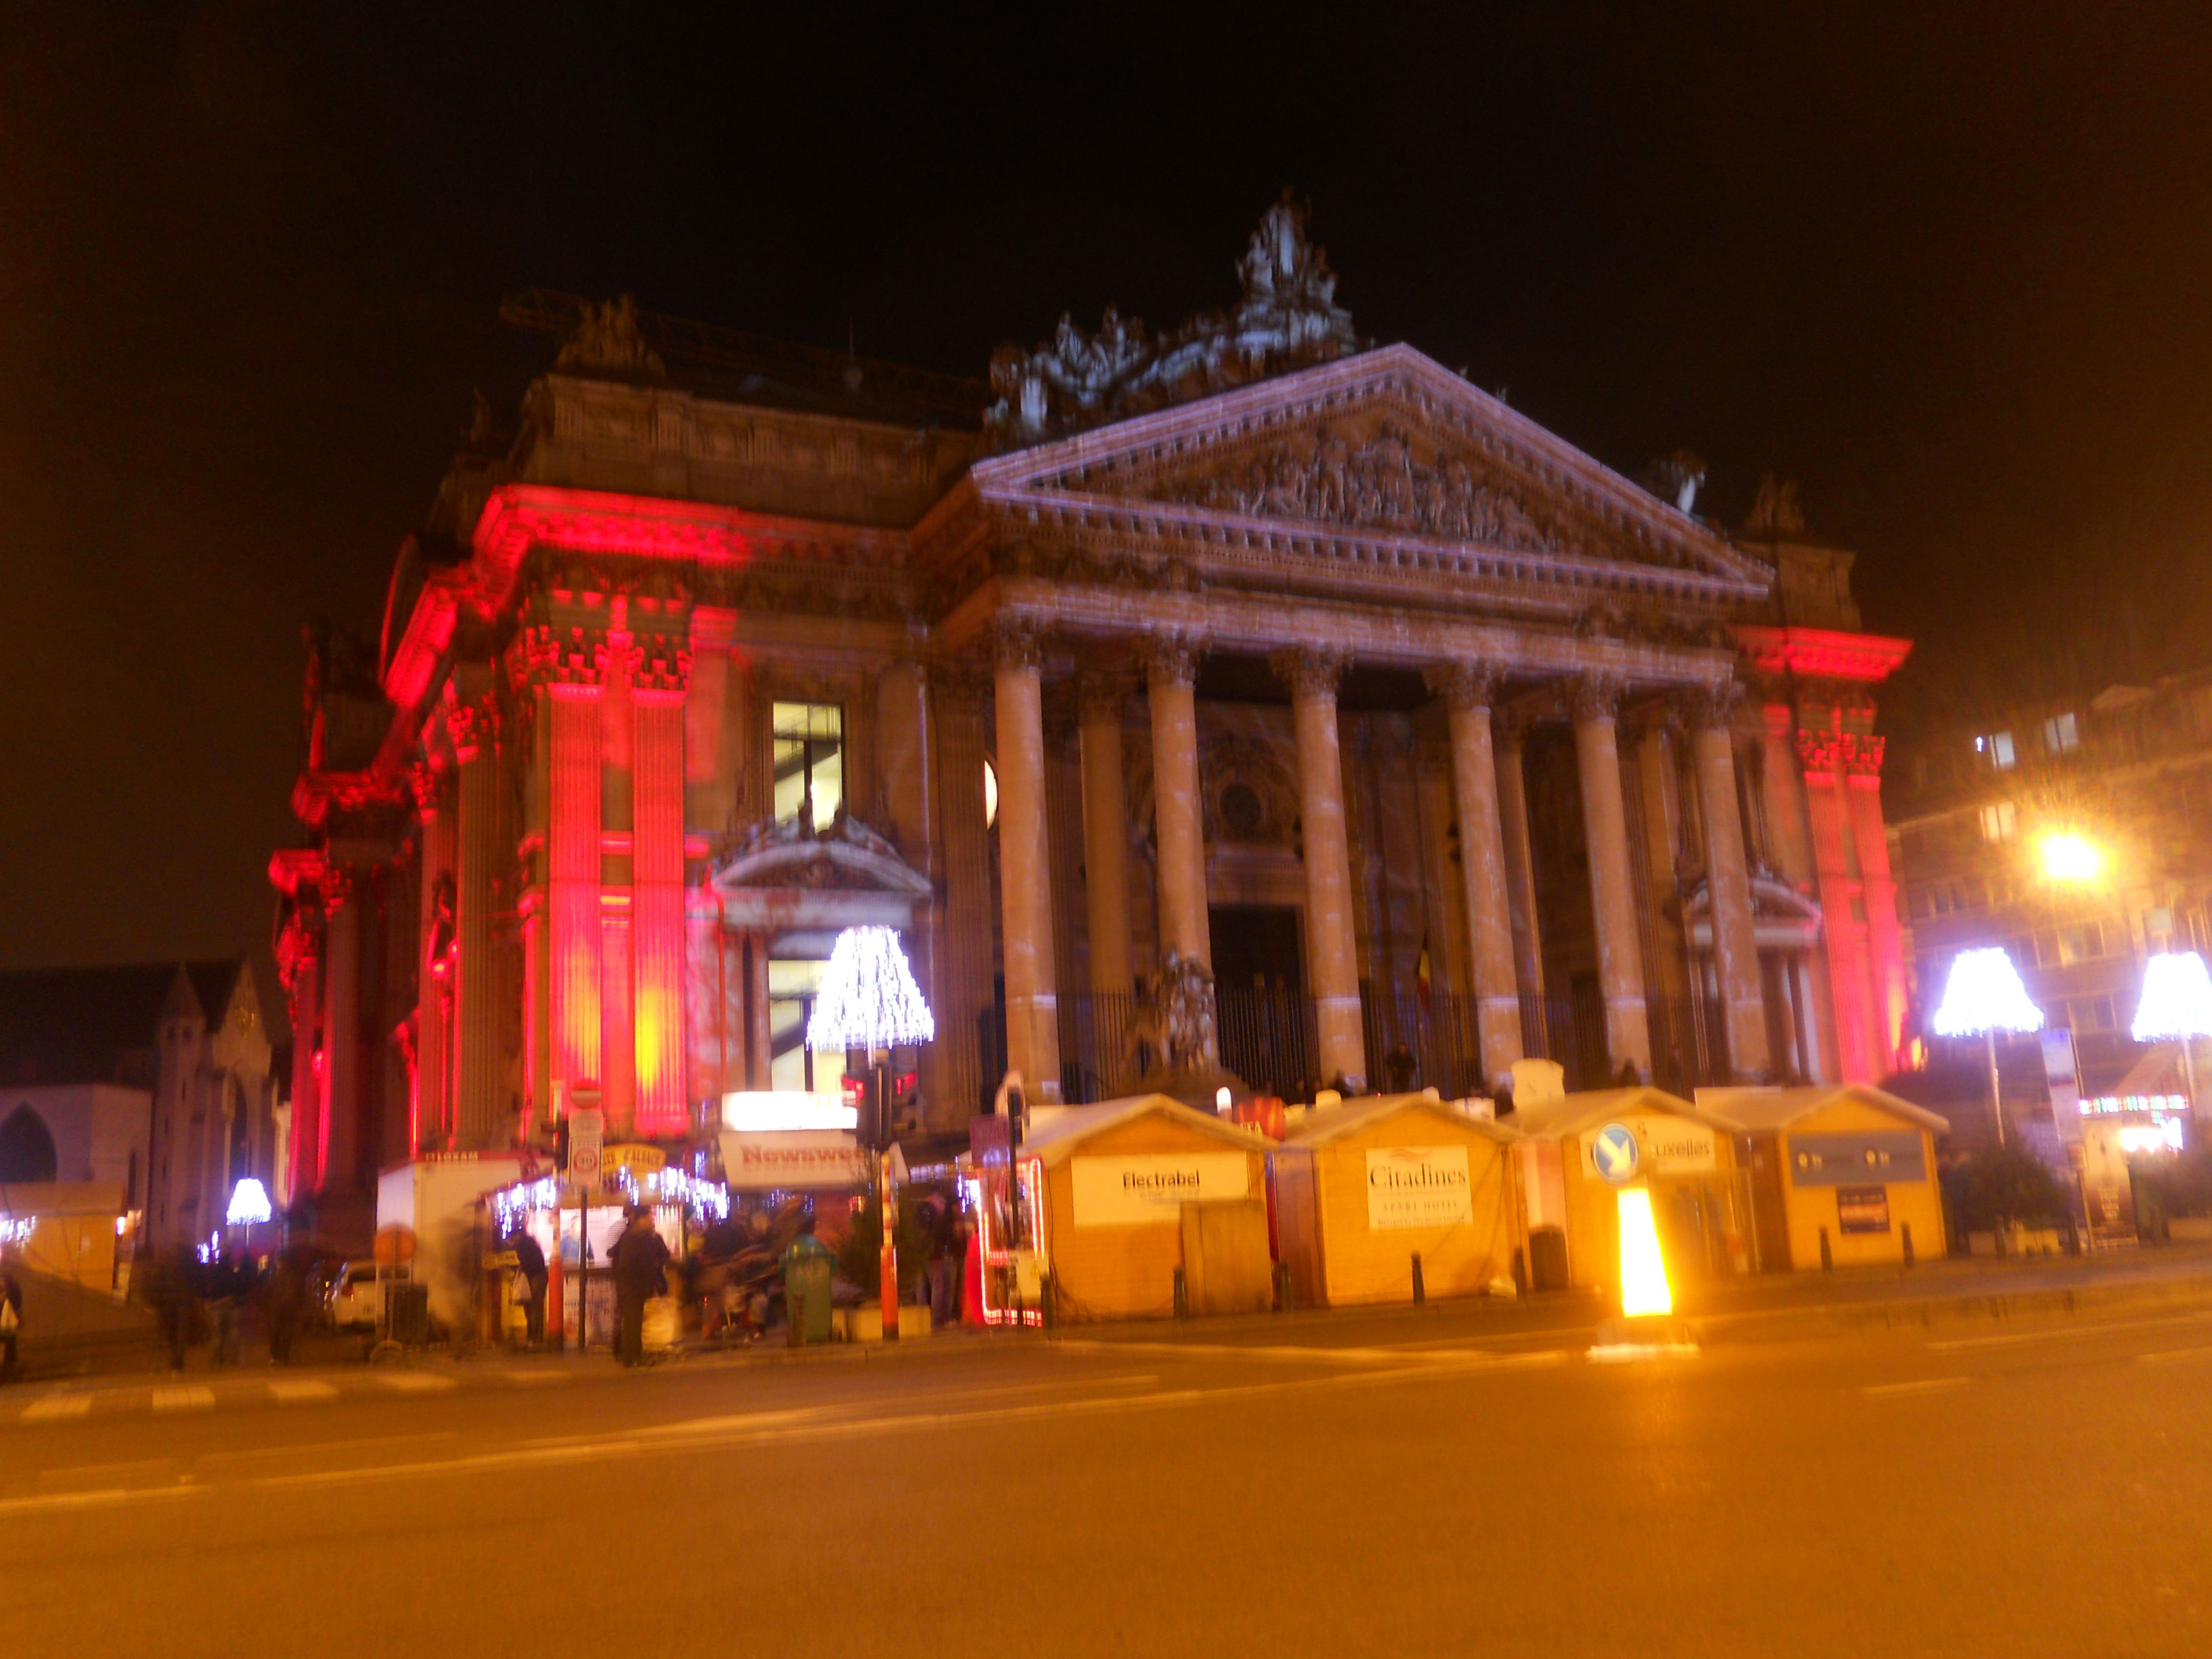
[285, 940, 322, 1202]
[1685, 683, 1771, 1080]
[1799, 731, 1877, 1082]
[1427, 663, 1523, 1088]
[1494, 712, 1546, 1049]
[1078, 672, 1135, 996]
[1572, 676, 1652, 1078]
[991, 619, 1062, 1100]
[929, 662, 995, 1120]
[450, 693, 506, 1147]
[1138, 634, 1213, 977]
[319, 867, 362, 1199]
[1272, 647, 1365, 1091]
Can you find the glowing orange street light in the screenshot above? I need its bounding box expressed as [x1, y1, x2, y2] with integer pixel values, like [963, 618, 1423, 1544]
[2039, 831, 2106, 884]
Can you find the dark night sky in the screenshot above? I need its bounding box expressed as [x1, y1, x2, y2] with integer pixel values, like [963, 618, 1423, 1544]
[8, 3, 2212, 970]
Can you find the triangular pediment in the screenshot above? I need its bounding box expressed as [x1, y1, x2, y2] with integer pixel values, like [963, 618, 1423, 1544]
[969, 344, 1772, 598]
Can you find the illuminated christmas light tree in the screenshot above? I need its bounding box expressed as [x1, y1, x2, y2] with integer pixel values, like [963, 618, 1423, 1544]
[2132, 950, 2212, 1114]
[807, 925, 936, 1054]
[1932, 947, 2042, 1145]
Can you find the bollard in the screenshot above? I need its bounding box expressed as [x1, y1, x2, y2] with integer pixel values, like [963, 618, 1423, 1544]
[1818, 1227, 1833, 1273]
[1900, 1222, 1915, 1268]
[1172, 1265, 1189, 1320]
[1411, 1252, 1426, 1306]
[1273, 1261, 1292, 1313]
[1511, 1246, 1528, 1296]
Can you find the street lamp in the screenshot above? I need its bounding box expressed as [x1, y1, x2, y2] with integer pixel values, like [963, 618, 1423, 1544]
[1932, 947, 2043, 1147]
[2038, 830, 2107, 885]
[808, 926, 936, 1339]
[2132, 949, 2212, 1119]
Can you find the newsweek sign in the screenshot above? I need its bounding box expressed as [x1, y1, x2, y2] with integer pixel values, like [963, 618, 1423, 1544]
[718, 1131, 868, 1191]
[1365, 1145, 1474, 1231]
[1071, 1153, 1250, 1226]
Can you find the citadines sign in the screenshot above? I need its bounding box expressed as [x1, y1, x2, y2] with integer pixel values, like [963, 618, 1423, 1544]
[1365, 1146, 1473, 1230]
[1071, 1153, 1250, 1226]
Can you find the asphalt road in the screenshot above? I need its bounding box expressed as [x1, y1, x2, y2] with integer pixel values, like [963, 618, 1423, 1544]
[3, 1298, 2211, 1658]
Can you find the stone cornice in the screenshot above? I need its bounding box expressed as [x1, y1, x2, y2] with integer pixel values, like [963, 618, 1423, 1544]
[1736, 624, 1912, 685]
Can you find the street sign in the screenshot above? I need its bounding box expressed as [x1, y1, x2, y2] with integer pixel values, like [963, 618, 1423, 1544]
[569, 1107, 605, 1185]
[1589, 1122, 1641, 1185]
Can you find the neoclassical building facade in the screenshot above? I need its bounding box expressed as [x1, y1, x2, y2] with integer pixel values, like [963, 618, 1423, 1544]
[273, 201, 1910, 1242]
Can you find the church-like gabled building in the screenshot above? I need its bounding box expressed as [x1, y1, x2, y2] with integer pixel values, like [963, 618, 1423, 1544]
[274, 198, 1908, 1245]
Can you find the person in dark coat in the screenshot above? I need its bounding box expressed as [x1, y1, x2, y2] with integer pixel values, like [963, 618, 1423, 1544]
[508, 1223, 548, 1348]
[263, 1248, 306, 1365]
[0, 1262, 23, 1381]
[608, 1208, 671, 1367]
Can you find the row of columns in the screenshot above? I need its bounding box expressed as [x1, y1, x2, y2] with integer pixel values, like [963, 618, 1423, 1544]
[985, 619, 1776, 1099]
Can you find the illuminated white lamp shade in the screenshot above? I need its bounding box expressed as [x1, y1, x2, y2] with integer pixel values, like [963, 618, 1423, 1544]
[225, 1177, 274, 1227]
[2132, 951, 2212, 1043]
[1931, 947, 2044, 1038]
[806, 926, 937, 1053]
[1616, 1187, 1673, 1318]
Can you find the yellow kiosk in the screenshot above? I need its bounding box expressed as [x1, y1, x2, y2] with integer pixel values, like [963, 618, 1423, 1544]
[1511, 1088, 1746, 1293]
[1272, 1094, 1521, 1309]
[1700, 1086, 1949, 1271]
[1022, 1094, 1274, 1322]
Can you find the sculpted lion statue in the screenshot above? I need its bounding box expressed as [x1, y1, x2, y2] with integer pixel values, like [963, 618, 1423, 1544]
[1126, 950, 1217, 1076]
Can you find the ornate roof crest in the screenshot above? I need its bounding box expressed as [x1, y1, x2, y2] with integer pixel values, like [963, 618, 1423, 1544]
[554, 295, 667, 380]
[985, 190, 1362, 449]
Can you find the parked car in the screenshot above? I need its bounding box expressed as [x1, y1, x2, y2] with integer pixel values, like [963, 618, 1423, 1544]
[325, 1261, 383, 1330]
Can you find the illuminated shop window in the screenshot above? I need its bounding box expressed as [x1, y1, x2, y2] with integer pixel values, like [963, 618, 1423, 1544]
[773, 702, 844, 831]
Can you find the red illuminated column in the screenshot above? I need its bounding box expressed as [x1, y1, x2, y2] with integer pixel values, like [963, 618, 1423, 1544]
[285, 933, 323, 1202]
[1845, 737, 1907, 1078]
[599, 631, 637, 1138]
[631, 637, 689, 1138]
[319, 867, 362, 1197]
[547, 673, 604, 1126]
[451, 691, 507, 1146]
[1798, 731, 1877, 1082]
[411, 762, 453, 1153]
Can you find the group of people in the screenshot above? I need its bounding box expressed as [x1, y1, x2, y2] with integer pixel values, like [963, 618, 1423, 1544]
[134, 1244, 317, 1371]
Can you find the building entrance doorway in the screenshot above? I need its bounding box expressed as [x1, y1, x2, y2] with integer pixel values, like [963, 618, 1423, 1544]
[1208, 905, 1317, 1099]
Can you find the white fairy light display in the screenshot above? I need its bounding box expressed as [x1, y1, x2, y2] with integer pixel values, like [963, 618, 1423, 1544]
[1932, 947, 2043, 1145]
[806, 925, 937, 1054]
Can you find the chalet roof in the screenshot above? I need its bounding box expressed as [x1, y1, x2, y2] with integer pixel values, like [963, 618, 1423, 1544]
[1018, 1094, 1275, 1168]
[0, 961, 243, 1088]
[1284, 1092, 1521, 1149]
[1508, 1086, 1723, 1142]
[1695, 1084, 1950, 1136]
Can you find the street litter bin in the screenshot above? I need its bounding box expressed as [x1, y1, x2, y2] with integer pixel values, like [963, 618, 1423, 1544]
[782, 1237, 835, 1347]
[388, 1280, 431, 1346]
[1527, 1227, 1570, 1293]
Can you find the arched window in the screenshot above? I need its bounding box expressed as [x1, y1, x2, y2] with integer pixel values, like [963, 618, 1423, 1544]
[0, 1103, 58, 1184]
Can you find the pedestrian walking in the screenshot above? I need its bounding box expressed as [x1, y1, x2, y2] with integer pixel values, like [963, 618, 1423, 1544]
[0, 1261, 23, 1382]
[151, 1244, 197, 1372]
[608, 1206, 671, 1367]
[264, 1248, 305, 1365]
[508, 1221, 548, 1349]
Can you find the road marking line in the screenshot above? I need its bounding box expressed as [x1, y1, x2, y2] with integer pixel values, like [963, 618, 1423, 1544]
[1048, 1337, 1554, 1368]
[150, 1386, 215, 1413]
[377, 1373, 457, 1393]
[18, 1396, 92, 1424]
[1928, 1309, 2212, 1352]
[0, 1484, 203, 1518]
[268, 1380, 340, 1404]
[2137, 1345, 2212, 1365]
[1863, 1376, 1971, 1397]
[501, 1370, 573, 1386]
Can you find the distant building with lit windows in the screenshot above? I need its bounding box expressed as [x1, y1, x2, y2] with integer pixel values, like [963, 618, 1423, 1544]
[272, 201, 1915, 1248]
[1888, 665, 2212, 1094]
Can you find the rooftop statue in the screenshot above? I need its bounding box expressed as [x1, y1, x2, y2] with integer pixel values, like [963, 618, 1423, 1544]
[556, 295, 667, 379]
[987, 190, 1364, 448]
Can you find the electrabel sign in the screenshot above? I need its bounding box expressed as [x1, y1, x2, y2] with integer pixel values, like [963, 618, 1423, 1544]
[1071, 1153, 1250, 1226]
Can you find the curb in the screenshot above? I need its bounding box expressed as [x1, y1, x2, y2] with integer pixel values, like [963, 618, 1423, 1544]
[1695, 1264, 2212, 1343]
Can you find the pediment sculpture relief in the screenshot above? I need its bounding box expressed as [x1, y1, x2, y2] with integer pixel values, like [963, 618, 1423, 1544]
[1143, 421, 1572, 553]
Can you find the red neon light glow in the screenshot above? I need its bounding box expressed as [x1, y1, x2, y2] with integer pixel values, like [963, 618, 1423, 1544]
[550, 689, 602, 1103]
[1736, 626, 1912, 684]
[632, 693, 688, 1133]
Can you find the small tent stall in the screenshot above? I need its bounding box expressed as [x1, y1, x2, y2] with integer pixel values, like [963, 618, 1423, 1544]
[1510, 1088, 1744, 1294]
[1272, 1094, 1522, 1309]
[1022, 1094, 1274, 1322]
[1699, 1086, 1948, 1271]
